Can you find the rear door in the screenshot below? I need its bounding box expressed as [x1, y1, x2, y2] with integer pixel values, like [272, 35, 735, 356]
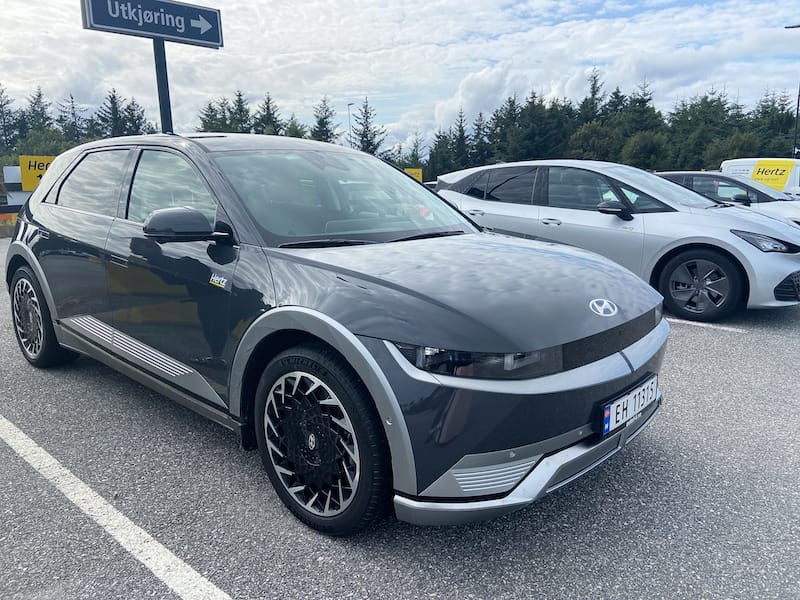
[34, 148, 132, 325]
[453, 166, 540, 237]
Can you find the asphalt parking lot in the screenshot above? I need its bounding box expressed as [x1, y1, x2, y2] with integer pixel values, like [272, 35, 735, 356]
[1, 236, 798, 600]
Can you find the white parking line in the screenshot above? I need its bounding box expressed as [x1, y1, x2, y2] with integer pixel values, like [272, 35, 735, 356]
[0, 413, 232, 600]
[666, 318, 747, 334]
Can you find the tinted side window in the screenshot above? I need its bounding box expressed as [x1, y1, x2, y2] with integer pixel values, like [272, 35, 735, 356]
[127, 151, 217, 224]
[701, 177, 756, 203]
[617, 183, 671, 212]
[464, 171, 489, 199]
[547, 167, 614, 210]
[57, 150, 129, 216]
[485, 167, 536, 204]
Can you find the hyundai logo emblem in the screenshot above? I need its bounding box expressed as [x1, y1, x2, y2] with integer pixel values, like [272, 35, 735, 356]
[589, 298, 618, 317]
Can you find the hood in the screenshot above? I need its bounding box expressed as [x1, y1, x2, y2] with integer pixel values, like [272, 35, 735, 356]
[685, 204, 800, 240]
[267, 233, 662, 352]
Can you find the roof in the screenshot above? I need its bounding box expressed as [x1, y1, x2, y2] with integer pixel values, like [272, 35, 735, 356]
[72, 132, 358, 155]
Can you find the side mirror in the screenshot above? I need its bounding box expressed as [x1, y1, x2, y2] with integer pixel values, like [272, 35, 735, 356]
[729, 193, 751, 206]
[143, 206, 228, 243]
[597, 200, 634, 221]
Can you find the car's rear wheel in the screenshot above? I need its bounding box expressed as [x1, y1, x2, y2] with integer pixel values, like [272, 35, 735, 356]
[254, 343, 390, 536]
[658, 249, 743, 321]
[11, 266, 75, 367]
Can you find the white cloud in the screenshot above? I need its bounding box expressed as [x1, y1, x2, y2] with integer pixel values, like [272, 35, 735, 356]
[1, 0, 799, 147]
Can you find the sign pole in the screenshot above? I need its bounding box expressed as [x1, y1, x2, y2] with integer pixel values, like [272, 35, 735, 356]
[153, 38, 174, 134]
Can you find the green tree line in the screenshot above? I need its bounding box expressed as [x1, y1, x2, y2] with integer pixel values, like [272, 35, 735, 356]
[2, 70, 796, 181]
[0, 85, 156, 167]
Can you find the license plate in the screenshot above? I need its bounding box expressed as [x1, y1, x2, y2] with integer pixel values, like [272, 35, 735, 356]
[602, 375, 659, 435]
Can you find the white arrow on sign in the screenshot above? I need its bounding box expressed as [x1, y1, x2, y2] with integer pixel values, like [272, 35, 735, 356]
[190, 14, 212, 35]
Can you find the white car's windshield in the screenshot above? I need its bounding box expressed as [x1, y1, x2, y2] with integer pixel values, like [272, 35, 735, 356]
[607, 164, 718, 209]
[214, 150, 474, 246]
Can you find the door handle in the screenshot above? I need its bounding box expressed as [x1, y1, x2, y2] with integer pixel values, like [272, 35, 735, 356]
[541, 218, 562, 226]
[467, 209, 484, 216]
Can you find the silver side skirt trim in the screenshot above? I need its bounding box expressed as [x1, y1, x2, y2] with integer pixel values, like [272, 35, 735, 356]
[61, 315, 225, 409]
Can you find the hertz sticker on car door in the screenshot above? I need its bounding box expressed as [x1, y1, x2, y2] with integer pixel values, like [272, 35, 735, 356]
[751, 159, 794, 191]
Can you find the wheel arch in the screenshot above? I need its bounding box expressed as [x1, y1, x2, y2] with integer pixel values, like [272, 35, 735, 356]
[648, 243, 750, 305]
[6, 241, 63, 332]
[229, 306, 417, 496]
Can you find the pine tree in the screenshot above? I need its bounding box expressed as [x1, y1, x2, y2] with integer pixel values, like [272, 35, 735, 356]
[352, 97, 386, 155]
[25, 86, 52, 132]
[96, 88, 127, 137]
[450, 108, 470, 169]
[229, 90, 252, 133]
[425, 129, 454, 179]
[0, 84, 17, 153]
[577, 68, 605, 125]
[310, 96, 339, 143]
[284, 113, 307, 138]
[122, 98, 150, 135]
[469, 113, 491, 167]
[252, 93, 283, 135]
[56, 94, 87, 143]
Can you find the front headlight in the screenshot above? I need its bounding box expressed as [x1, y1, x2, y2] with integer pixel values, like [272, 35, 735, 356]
[732, 230, 800, 253]
[394, 343, 563, 379]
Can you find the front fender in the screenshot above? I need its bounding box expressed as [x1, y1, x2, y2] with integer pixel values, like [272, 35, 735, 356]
[228, 306, 417, 496]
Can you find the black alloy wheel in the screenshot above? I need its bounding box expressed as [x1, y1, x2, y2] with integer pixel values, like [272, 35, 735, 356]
[254, 343, 390, 536]
[658, 249, 743, 321]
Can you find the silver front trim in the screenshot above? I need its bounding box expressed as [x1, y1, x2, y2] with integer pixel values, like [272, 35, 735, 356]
[394, 398, 661, 526]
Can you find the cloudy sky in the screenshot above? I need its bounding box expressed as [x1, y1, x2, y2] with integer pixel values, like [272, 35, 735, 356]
[2, 0, 799, 150]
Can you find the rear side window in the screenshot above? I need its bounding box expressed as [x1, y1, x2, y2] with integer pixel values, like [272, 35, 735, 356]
[57, 150, 129, 216]
[127, 150, 217, 224]
[485, 167, 537, 204]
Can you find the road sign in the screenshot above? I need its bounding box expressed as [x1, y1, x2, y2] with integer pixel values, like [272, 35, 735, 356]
[404, 168, 423, 183]
[81, 0, 223, 49]
[19, 156, 55, 191]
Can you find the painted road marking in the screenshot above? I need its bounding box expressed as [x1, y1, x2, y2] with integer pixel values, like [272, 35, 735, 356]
[0, 413, 231, 600]
[666, 318, 747, 334]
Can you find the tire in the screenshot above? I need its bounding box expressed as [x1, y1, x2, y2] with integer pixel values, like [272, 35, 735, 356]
[254, 343, 390, 536]
[658, 249, 744, 321]
[10, 267, 76, 368]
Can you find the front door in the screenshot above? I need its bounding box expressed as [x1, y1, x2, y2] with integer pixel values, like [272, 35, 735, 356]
[105, 148, 239, 402]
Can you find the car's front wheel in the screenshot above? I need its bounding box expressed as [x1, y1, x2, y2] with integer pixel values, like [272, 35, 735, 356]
[11, 266, 76, 367]
[254, 343, 390, 536]
[658, 249, 744, 321]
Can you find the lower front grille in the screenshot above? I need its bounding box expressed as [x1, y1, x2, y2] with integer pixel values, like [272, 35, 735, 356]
[774, 272, 800, 301]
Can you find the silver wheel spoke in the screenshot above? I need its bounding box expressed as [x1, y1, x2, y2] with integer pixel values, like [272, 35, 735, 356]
[263, 369, 361, 517]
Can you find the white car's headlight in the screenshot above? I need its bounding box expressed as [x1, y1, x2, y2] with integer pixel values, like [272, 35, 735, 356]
[732, 230, 800, 253]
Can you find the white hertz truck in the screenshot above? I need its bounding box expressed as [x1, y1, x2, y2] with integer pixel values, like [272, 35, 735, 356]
[720, 158, 800, 199]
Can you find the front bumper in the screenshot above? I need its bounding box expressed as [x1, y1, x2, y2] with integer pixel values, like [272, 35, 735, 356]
[394, 396, 661, 526]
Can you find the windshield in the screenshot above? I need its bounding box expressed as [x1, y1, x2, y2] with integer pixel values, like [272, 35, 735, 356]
[213, 150, 474, 246]
[729, 174, 792, 200]
[606, 164, 718, 209]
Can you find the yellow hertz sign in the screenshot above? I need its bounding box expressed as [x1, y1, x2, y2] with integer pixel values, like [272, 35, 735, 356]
[750, 159, 794, 191]
[404, 168, 423, 183]
[20, 155, 56, 191]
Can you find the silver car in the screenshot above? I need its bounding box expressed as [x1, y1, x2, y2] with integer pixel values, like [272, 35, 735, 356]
[437, 160, 800, 321]
[658, 171, 800, 226]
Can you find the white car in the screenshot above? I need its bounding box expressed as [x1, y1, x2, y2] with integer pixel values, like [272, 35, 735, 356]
[658, 171, 800, 225]
[437, 160, 800, 321]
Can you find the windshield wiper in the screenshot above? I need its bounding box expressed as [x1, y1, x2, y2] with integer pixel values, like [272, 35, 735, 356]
[278, 239, 376, 248]
[388, 230, 467, 243]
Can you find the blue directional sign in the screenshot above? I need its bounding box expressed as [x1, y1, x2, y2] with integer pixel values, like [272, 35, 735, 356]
[81, 0, 223, 49]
